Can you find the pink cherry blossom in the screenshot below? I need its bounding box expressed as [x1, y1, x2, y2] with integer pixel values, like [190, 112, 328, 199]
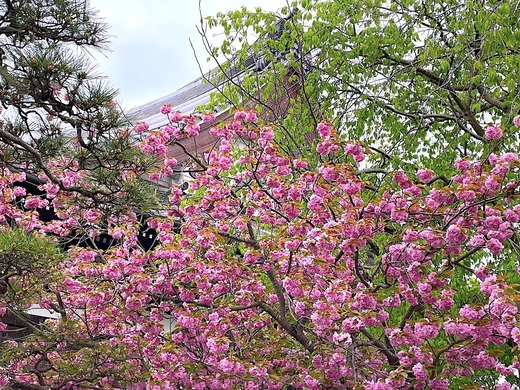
[485, 125, 503, 140]
[317, 122, 332, 137]
[416, 168, 434, 183]
[134, 121, 149, 133]
[202, 113, 215, 123]
[160, 104, 172, 114]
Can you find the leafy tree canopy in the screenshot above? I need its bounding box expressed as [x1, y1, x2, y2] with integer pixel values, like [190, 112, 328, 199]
[203, 0, 520, 170]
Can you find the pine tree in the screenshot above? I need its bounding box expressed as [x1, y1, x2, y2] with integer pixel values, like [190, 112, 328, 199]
[0, 0, 157, 213]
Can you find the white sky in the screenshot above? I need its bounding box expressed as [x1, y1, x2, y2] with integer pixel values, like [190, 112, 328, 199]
[88, 0, 286, 109]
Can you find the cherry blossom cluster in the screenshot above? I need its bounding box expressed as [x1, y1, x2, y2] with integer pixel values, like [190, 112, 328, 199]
[0, 111, 519, 389]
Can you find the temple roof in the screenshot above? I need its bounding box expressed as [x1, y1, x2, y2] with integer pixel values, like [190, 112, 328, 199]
[127, 72, 216, 130]
[127, 49, 269, 128]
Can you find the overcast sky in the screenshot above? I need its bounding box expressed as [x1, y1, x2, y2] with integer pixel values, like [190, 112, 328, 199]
[88, 0, 286, 109]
